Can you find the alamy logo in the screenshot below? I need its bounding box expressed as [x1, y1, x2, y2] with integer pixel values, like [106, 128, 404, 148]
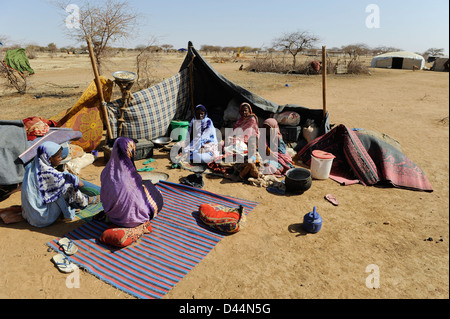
[365, 4, 380, 29]
[365, 264, 380, 288]
[65, 4, 80, 29]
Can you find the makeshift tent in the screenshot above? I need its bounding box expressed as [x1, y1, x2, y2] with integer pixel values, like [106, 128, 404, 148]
[431, 56, 449, 72]
[2, 48, 35, 75]
[107, 41, 330, 142]
[371, 51, 425, 70]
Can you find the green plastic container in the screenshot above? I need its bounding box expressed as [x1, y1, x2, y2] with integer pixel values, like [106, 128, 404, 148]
[170, 120, 190, 141]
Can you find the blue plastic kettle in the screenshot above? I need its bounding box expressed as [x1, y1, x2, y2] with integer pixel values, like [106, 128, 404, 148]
[303, 206, 322, 233]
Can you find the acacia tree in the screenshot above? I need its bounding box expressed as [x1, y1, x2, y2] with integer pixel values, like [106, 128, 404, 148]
[341, 43, 371, 58]
[272, 31, 319, 68]
[57, 0, 139, 74]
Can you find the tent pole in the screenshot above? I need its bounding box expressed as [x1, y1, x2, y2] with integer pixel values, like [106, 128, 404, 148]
[322, 46, 327, 118]
[86, 37, 113, 140]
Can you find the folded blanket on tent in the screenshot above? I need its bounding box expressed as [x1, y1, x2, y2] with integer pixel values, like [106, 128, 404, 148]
[107, 68, 190, 140]
[18, 128, 82, 165]
[297, 124, 433, 192]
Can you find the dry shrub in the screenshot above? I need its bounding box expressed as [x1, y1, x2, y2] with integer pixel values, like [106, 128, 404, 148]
[247, 54, 370, 75]
[246, 55, 288, 73]
[135, 49, 162, 90]
[346, 58, 370, 74]
[0, 62, 30, 93]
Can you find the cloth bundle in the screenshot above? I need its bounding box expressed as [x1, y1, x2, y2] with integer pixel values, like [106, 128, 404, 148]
[100, 220, 152, 248]
[199, 204, 246, 234]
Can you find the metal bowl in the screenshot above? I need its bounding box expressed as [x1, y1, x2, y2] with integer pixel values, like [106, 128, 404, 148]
[152, 137, 172, 146]
[112, 71, 137, 82]
[138, 171, 169, 184]
[285, 168, 312, 194]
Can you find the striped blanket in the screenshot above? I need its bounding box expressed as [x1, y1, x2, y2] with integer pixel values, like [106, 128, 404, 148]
[107, 69, 190, 140]
[47, 181, 258, 299]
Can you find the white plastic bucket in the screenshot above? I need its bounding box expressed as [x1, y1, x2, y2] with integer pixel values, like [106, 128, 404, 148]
[310, 150, 335, 180]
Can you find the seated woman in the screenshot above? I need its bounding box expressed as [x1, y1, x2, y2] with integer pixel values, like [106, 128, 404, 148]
[222, 102, 259, 162]
[21, 141, 95, 227]
[182, 104, 219, 164]
[99, 137, 164, 248]
[232, 102, 260, 144]
[261, 118, 294, 176]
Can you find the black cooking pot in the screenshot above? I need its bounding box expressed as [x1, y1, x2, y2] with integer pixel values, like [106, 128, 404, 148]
[285, 168, 312, 194]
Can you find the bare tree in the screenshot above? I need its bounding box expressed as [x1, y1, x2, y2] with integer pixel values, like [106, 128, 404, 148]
[135, 37, 162, 90]
[372, 46, 403, 55]
[341, 43, 371, 58]
[272, 31, 319, 68]
[55, 0, 140, 74]
[423, 48, 445, 59]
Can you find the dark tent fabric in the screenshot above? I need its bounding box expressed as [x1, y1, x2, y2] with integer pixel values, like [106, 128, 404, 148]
[179, 41, 330, 136]
[3, 48, 35, 75]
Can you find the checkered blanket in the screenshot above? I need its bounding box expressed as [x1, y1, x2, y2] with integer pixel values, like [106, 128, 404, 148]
[107, 69, 190, 140]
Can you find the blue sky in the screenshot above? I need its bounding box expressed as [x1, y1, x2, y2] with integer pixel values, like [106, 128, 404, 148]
[1, 0, 449, 54]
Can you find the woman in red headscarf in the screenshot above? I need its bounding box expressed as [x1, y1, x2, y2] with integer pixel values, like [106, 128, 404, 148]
[232, 102, 260, 144]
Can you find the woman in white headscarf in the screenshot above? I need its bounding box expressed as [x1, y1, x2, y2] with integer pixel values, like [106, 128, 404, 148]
[182, 104, 219, 164]
[21, 141, 96, 227]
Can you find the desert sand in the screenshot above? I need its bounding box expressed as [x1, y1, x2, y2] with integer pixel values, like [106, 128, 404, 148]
[0, 51, 448, 300]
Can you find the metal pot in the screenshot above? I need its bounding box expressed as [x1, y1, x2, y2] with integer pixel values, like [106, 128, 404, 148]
[285, 168, 312, 194]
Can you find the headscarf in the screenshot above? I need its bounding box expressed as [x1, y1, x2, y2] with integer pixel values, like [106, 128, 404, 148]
[233, 102, 260, 143]
[100, 137, 163, 228]
[35, 141, 78, 204]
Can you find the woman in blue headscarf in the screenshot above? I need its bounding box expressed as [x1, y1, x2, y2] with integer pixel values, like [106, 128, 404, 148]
[21, 141, 96, 227]
[182, 104, 219, 163]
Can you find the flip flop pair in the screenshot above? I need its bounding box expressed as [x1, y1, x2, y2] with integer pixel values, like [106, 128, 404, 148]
[51, 254, 78, 273]
[58, 237, 78, 255]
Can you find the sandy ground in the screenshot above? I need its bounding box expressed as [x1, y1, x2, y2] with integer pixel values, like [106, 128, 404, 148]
[0, 52, 448, 299]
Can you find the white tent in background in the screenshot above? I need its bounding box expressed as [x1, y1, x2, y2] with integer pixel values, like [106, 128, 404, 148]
[371, 51, 425, 70]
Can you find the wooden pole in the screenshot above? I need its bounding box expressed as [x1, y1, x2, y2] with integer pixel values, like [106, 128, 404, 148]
[187, 44, 196, 117]
[322, 45, 327, 118]
[86, 37, 113, 140]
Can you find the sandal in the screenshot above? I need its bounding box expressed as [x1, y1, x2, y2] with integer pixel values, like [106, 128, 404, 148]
[58, 237, 78, 255]
[51, 254, 77, 273]
[137, 166, 155, 172]
[325, 194, 339, 206]
[88, 195, 101, 205]
[143, 158, 155, 165]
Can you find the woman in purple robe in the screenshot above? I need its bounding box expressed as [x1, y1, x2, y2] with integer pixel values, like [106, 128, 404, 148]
[99, 137, 164, 247]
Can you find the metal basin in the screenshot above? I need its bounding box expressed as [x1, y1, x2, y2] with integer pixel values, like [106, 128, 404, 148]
[152, 137, 172, 146]
[112, 71, 137, 82]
